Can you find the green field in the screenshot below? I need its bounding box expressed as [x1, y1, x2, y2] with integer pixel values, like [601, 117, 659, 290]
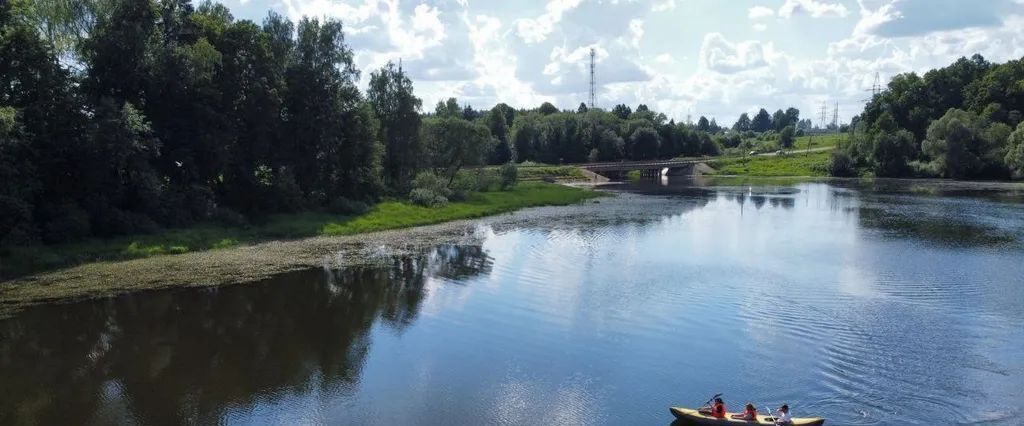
[514, 164, 588, 181]
[709, 150, 831, 177]
[1, 182, 601, 279]
[795, 133, 844, 150]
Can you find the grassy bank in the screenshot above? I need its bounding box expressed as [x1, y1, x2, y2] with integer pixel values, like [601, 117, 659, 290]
[514, 164, 588, 181]
[708, 150, 831, 177]
[1, 182, 601, 279]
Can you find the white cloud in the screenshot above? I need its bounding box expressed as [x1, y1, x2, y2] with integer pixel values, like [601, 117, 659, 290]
[514, 0, 583, 44]
[700, 33, 770, 74]
[652, 0, 676, 12]
[257, 0, 1024, 123]
[778, 0, 849, 18]
[854, 0, 1020, 37]
[748, 6, 775, 19]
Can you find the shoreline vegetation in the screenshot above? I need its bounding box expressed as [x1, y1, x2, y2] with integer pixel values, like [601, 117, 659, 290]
[0, 181, 601, 280]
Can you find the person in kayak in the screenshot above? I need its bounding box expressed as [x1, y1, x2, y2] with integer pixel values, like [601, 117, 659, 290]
[698, 397, 726, 418]
[774, 404, 793, 424]
[730, 403, 757, 420]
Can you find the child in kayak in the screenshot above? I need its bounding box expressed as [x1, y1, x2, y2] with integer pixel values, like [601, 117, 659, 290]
[698, 397, 726, 418]
[730, 403, 757, 420]
[775, 404, 792, 424]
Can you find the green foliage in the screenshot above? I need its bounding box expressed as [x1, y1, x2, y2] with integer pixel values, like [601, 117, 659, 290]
[409, 172, 452, 207]
[779, 125, 796, 148]
[1006, 123, 1024, 176]
[751, 108, 773, 132]
[421, 116, 492, 184]
[921, 109, 1007, 178]
[499, 163, 518, 189]
[872, 129, 916, 176]
[846, 54, 1022, 180]
[711, 151, 831, 177]
[828, 150, 857, 177]
[368, 61, 423, 193]
[629, 126, 660, 160]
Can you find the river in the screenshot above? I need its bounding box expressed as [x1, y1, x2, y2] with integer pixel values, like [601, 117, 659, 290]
[2, 178, 1023, 425]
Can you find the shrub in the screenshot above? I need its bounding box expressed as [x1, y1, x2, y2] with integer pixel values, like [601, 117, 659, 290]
[410, 172, 452, 207]
[500, 163, 518, 190]
[827, 150, 857, 177]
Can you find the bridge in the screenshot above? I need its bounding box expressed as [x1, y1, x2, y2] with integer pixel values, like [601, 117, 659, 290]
[573, 158, 714, 178]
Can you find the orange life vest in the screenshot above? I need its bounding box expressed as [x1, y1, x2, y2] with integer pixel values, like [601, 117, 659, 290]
[712, 402, 726, 418]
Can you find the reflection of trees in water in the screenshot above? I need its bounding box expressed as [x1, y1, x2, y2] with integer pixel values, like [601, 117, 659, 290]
[0, 244, 492, 425]
[720, 191, 795, 210]
[857, 205, 1017, 247]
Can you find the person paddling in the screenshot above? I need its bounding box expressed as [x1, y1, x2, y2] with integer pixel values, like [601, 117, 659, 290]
[774, 404, 793, 425]
[731, 403, 757, 421]
[698, 397, 726, 418]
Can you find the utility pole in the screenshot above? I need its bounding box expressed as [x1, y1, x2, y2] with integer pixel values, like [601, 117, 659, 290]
[832, 102, 839, 133]
[588, 48, 596, 109]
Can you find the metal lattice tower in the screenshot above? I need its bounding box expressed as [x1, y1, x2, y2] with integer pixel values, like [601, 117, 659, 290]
[588, 48, 596, 109]
[832, 102, 839, 130]
[871, 72, 882, 96]
[819, 101, 828, 130]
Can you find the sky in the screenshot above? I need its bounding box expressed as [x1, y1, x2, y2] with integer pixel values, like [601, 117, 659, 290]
[217, 0, 1024, 125]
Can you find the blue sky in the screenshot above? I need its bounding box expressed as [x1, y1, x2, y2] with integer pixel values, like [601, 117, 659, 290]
[218, 0, 1024, 125]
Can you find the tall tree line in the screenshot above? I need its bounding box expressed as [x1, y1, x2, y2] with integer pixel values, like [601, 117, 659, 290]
[1, 0, 412, 245]
[838, 54, 1024, 178]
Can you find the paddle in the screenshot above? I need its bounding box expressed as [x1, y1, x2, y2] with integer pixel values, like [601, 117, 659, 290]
[700, 393, 723, 412]
[764, 405, 779, 426]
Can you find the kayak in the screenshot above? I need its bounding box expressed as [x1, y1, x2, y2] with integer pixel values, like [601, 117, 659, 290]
[670, 407, 825, 425]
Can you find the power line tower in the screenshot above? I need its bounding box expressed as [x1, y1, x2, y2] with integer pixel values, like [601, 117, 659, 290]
[871, 72, 881, 96]
[832, 102, 839, 131]
[588, 48, 596, 109]
[818, 101, 828, 130]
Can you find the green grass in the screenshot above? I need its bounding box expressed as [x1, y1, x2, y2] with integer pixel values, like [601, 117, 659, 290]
[1, 182, 600, 279]
[514, 165, 587, 181]
[709, 150, 832, 177]
[794, 133, 844, 150]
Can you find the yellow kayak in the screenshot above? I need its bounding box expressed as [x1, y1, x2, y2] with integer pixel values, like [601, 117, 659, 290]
[670, 407, 825, 425]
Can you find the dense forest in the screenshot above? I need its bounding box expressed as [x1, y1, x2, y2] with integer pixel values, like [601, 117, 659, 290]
[836, 54, 1024, 179]
[0, 0, 765, 248]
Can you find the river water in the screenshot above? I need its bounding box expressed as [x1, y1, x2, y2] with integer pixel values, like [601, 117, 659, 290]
[2, 178, 1023, 425]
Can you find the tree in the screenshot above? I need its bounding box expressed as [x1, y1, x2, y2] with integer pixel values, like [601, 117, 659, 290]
[595, 129, 624, 161]
[778, 125, 795, 148]
[751, 108, 772, 132]
[420, 116, 491, 184]
[630, 127, 660, 160]
[733, 113, 751, 131]
[538, 101, 558, 115]
[485, 105, 512, 164]
[435, 97, 460, 117]
[612, 104, 632, 120]
[577, 102, 588, 113]
[922, 109, 986, 179]
[368, 61, 422, 193]
[709, 118, 721, 133]
[1006, 123, 1024, 176]
[696, 116, 710, 132]
[872, 130, 916, 176]
[784, 108, 800, 129]
[284, 17, 381, 201]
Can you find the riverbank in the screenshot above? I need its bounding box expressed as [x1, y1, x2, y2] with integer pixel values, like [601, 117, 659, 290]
[708, 149, 831, 177]
[1, 188, 702, 319]
[0, 182, 601, 281]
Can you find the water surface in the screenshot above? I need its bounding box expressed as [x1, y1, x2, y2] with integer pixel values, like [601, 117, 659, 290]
[2, 178, 1023, 425]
